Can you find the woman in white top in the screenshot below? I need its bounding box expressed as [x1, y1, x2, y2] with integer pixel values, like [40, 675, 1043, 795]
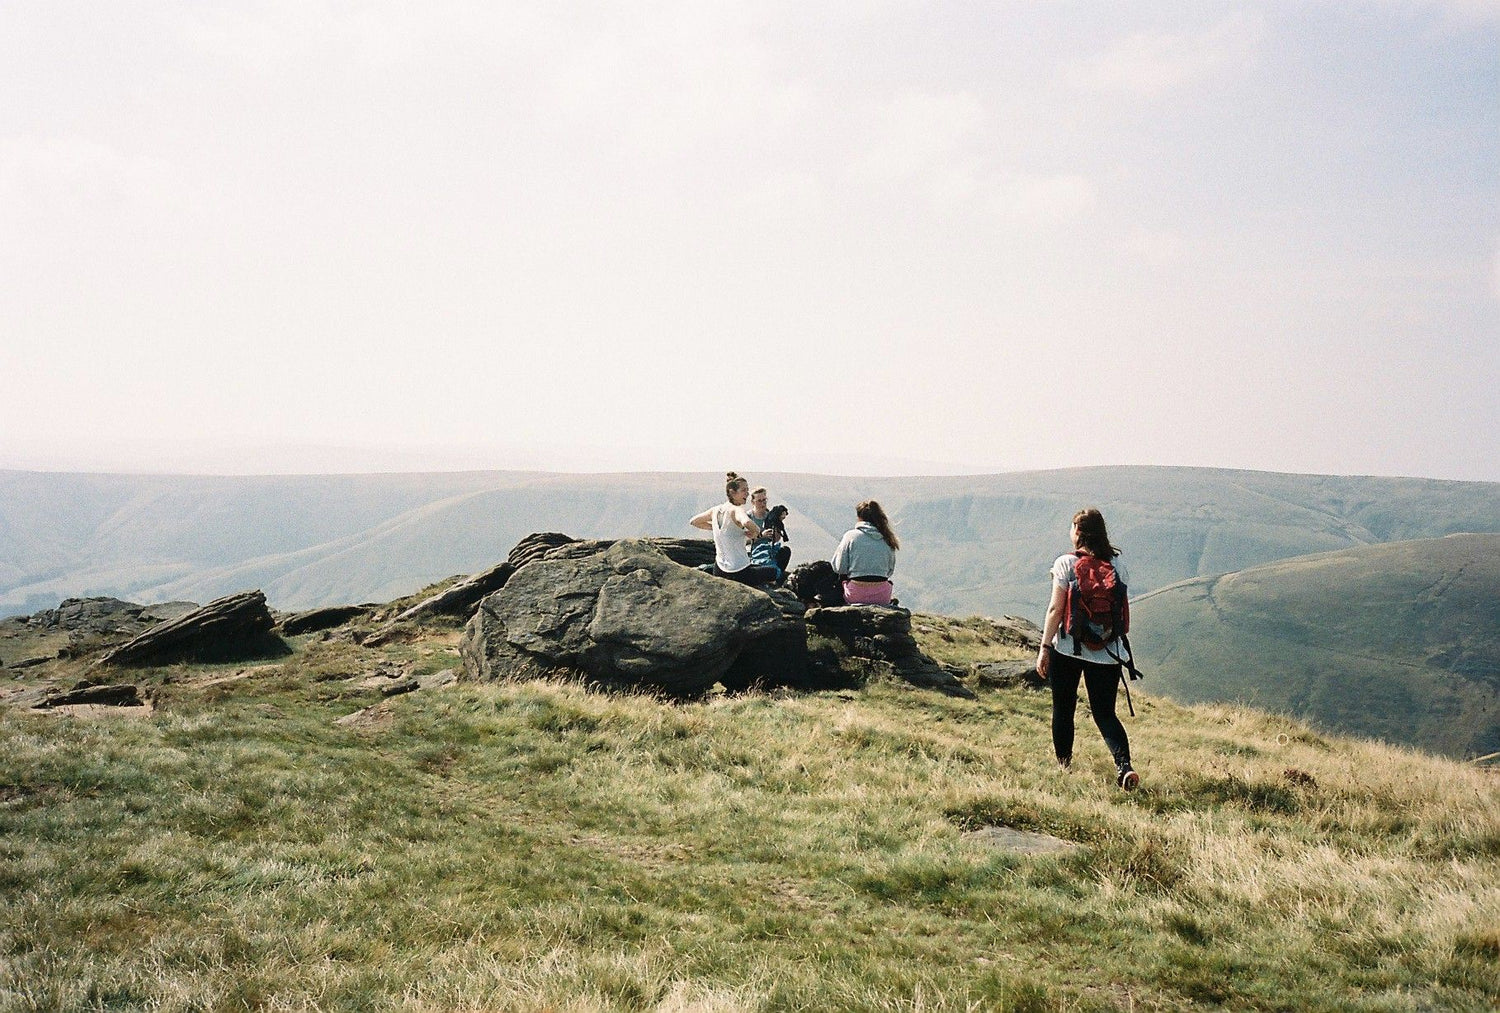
[1036, 507, 1139, 790]
[689, 472, 779, 588]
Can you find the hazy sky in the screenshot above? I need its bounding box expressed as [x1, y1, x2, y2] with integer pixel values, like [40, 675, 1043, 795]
[3, 2, 1497, 480]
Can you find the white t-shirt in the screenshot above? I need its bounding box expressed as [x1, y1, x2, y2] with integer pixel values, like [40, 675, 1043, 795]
[1049, 552, 1131, 664]
[712, 504, 752, 573]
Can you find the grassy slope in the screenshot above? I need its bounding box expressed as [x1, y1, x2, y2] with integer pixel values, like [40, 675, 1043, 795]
[2, 619, 1497, 1011]
[1130, 534, 1500, 759]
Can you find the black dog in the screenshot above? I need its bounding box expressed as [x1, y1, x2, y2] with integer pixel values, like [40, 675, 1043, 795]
[765, 504, 790, 543]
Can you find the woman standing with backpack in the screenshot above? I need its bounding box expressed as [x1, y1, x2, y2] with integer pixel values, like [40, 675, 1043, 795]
[1036, 507, 1140, 790]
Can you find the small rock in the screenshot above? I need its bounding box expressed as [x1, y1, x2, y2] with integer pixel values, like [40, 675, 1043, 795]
[971, 660, 1045, 690]
[35, 683, 143, 708]
[963, 826, 1078, 855]
[417, 669, 458, 691]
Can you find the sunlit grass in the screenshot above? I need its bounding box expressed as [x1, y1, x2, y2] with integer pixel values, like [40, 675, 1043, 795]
[0, 620, 1496, 1011]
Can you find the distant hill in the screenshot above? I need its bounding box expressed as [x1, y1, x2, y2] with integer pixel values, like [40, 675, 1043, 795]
[1129, 534, 1500, 759]
[3, 466, 1498, 619]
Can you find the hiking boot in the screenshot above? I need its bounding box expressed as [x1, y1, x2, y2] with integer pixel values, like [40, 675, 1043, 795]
[1117, 767, 1139, 791]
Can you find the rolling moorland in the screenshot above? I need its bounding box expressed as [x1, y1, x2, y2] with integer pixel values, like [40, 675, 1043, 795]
[1, 586, 1497, 1012]
[1130, 534, 1500, 760]
[4, 466, 1499, 619]
[7, 466, 1498, 760]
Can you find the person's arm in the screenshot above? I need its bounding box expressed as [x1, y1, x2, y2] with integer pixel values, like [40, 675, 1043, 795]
[830, 532, 852, 577]
[1037, 580, 1066, 679]
[731, 506, 760, 539]
[689, 507, 714, 531]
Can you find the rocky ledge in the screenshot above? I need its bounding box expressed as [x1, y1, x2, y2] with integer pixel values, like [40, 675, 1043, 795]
[459, 533, 968, 698]
[100, 590, 289, 667]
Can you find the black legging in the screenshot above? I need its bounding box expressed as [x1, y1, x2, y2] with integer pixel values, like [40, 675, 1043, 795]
[714, 564, 780, 588]
[1048, 648, 1131, 768]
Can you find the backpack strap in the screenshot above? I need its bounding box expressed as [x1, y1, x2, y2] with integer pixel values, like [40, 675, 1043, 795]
[1105, 633, 1144, 681]
[1102, 633, 1145, 719]
[1067, 551, 1085, 654]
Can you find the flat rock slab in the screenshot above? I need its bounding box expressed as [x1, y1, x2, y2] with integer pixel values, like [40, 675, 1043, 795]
[35, 683, 143, 708]
[100, 590, 288, 666]
[963, 826, 1080, 855]
[280, 605, 371, 636]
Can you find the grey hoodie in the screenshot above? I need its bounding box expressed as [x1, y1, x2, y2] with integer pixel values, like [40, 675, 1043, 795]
[830, 522, 895, 579]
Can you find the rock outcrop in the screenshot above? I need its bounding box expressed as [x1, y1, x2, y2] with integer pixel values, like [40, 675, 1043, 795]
[279, 605, 371, 636]
[398, 533, 718, 622]
[21, 597, 199, 641]
[462, 539, 810, 695]
[99, 590, 289, 667]
[806, 605, 975, 698]
[395, 561, 516, 623]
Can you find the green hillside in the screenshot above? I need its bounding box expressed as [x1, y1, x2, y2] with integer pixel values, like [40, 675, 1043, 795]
[4, 467, 1499, 618]
[2, 612, 1498, 1010]
[1130, 534, 1500, 759]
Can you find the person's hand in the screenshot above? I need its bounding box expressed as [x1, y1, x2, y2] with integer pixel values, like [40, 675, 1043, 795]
[1036, 646, 1050, 680]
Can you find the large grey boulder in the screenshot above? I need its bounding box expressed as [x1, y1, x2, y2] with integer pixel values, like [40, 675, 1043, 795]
[461, 539, 808, 695]
[99, 590, 288, 667]
[398, 533, 718, 623]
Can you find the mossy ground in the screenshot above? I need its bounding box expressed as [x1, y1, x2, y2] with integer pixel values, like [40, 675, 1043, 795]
[0, 615, 1496, 1011]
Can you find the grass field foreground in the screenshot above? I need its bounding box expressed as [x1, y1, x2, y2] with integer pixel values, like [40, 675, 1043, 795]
[1, 618, 1497, 1011]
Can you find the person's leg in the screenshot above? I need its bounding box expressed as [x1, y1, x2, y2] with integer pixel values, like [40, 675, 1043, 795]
[746, 564, 780, 587]
[776, 545, 791, 575]
[1049, 649, 1083, 765]
[1081, 662, 1132, 774]
[723, 564, 780, 587]
[841, 580, 893, 605]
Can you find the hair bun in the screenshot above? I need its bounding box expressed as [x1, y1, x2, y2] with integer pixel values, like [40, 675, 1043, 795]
[726, 471, 740, 481]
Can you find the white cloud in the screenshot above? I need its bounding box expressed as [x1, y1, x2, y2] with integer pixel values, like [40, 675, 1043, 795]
[0, 135, 175, 210]
[1119, 227, 1188, 265]
[852, 90, 986, 186]
[1371, 0, 1500, 24]
[1064, 12, 1265, 99]
[850, 90, 1096, 222]
[986, 173, 1098, 223]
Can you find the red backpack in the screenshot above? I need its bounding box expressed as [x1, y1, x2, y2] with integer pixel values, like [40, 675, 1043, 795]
[1062, 551, 1144, 713]
[1063, 552, 1130, 653]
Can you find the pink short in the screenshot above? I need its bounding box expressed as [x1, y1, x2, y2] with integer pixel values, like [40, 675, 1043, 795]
[842, 579, 893, 606]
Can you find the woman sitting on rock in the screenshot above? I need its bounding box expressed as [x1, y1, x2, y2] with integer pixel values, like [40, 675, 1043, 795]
[830, 500, 899, 605]
[689, 472, 780, 588]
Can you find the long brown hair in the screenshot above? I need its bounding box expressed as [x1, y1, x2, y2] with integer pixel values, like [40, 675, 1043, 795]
[857, 500, 900, 550]
[725, 471, 748, 500]
[1072, 507, 1119, 560]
